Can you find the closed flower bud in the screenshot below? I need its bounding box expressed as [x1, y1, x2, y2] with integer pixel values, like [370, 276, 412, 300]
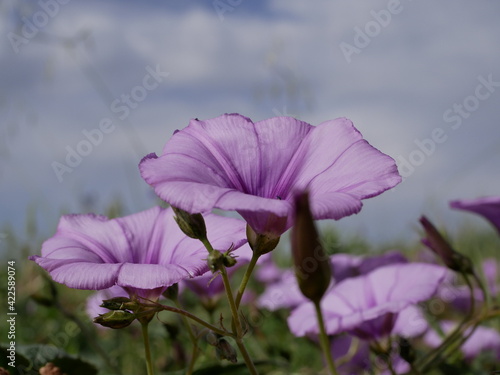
[291, 191, 331, 304]
[246, 224, 280, 256]
[93, 310, 136, 329]
[172, 206, 207, 241]
[419, 216, 473, 274]
[100, 297, 139, 312]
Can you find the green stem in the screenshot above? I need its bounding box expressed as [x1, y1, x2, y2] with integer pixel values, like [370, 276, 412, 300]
[385, 338, 397, 375]
[173, 299, 199, 375]
[313, 301, 338, 375]
[201, 237, 215, 254]
[143, 302, 233, 338]
[235, 252, 260, 308]
[220, 257, 258, 374]
[417, 272, 475, 371]
[220, 267, 243, 338]
[235, 339, 259, 375]
[473, 271, 490, 310]
[201, 236, 258, 374]
[141, 321, 155, 375]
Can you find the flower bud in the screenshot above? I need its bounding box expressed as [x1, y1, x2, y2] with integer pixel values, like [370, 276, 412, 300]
[172, 206, 207, 241]
[246, 224, 280, 256]
[222, 252, 238, 268]
[100, 297, 139, 312]
[215, 338, 238, 364]
[291, 191, 331, 304]
[419, 216, 473, 274]
[93, 310, 136, 329]
[208, 250, 224, 273]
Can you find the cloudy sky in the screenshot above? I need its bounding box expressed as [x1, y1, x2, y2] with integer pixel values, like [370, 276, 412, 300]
[1, 0, 499, 251]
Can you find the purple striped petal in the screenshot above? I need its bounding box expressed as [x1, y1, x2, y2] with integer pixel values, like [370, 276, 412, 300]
[450, 196, 500, 235]
[287, 263, 446, 339]
[29, 207, 247, 299]
[140, 114, 401, 236]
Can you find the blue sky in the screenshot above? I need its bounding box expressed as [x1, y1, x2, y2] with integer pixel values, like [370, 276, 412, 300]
[1, 0, 500, 251]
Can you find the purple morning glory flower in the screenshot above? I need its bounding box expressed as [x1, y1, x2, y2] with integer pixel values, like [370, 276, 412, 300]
[287, 263, 446, 340]
[257, 251, 407, 312]
[424, 321, 500, 361]
[139, 114, 401, 236]
[450, 196, 500, 235]
[29, 206, 247, 301]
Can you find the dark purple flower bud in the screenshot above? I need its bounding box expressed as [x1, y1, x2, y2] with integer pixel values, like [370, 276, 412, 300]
[246, 225, 280, 256]
[172, 206, 207, 241]
[291, 191, 331, 304]
[94, 310, 136, 329]
[419, 216, 473, 274]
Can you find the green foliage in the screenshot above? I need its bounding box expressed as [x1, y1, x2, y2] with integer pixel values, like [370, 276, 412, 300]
[2, 201, 499, 374]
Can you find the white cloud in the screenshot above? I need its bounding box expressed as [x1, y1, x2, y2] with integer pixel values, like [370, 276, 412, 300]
[2, 0, 500, 244]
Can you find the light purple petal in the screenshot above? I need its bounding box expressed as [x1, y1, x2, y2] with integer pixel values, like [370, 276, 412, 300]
[29, 206, 248, 296]
[257, 270, 308, 311]
[288, 263, 446, 338]
[30, 257, 123, 290]
[450, 196, 500, 235]
[424, 321, 500, 361]
[140, 114, 401, 235]
[392, 305, 428, 338]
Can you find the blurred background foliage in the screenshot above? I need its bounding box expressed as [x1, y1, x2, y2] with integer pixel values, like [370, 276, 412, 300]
[1, 197, 499, 374]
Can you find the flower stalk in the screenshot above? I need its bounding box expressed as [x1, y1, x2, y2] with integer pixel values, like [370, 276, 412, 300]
[200, 237, 259, 375]
[314, 301, 338, 375]
[141, 321, 155, 375]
